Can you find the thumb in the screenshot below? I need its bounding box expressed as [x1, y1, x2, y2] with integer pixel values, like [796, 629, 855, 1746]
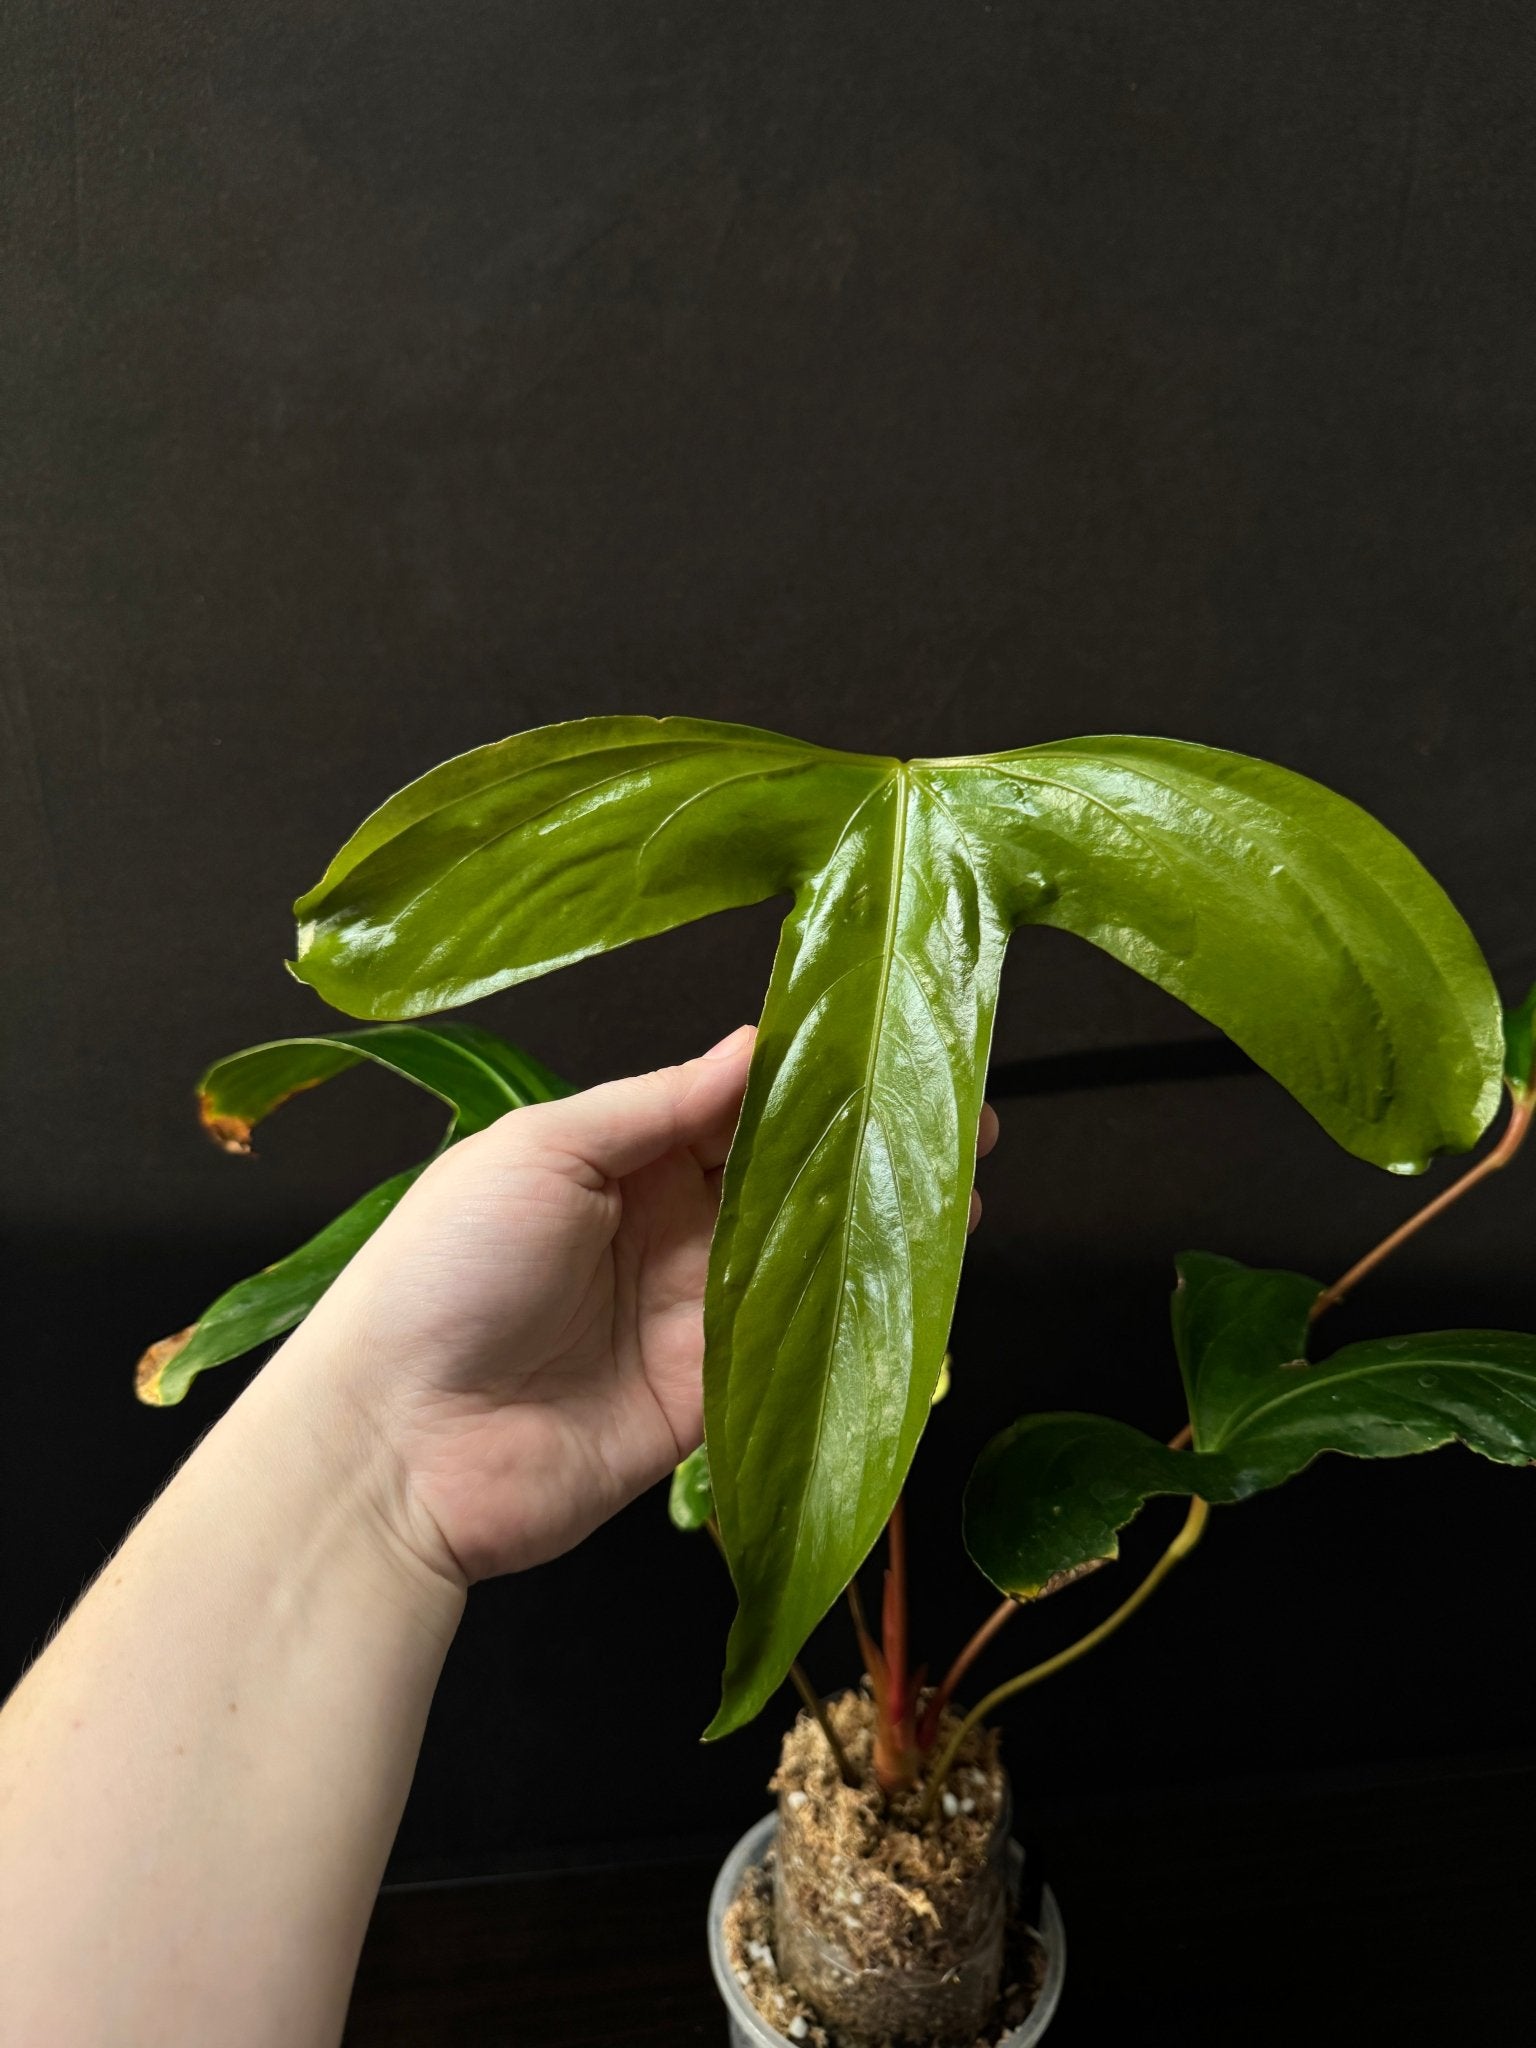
[519, 1024, 757, 1182]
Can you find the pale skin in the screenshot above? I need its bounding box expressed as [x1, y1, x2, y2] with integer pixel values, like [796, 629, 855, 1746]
[0, 1023, 998, 2048]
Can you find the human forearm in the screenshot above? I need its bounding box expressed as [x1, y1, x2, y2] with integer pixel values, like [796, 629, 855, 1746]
[0, 1035, 765, 2045]
[0, 1331, 465, 2048]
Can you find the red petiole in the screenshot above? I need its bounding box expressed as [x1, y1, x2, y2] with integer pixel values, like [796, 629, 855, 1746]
[852, 1493, 1012, 1797]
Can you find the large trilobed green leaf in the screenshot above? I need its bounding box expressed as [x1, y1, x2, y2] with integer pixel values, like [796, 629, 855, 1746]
[963, 1251, 1536, 1597]
[137, 1023, 569, 1406]
[286, 716, 1504, 1736]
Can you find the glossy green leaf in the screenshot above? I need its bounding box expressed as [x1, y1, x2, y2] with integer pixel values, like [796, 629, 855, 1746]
[1168, 1250, 1320, 1451]
[293, 718, 883, 1017]
[137, 1023, 568, 1405]
[669, 1445, 714, 1531]
[964, 1251, 1536, 1596]
[927, 739, 1501, 1175]
[673, 1357, 951, 1528]
[1211, 1326, 1536, 1490]
[1504, 982, 1536, 1101]
[287, 716, 1504, 1735]
[1175, 1252, 1536, 1494]
[703, 772, 1004, 1732]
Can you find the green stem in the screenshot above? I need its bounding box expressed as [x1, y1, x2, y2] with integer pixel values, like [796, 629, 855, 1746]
[917, 1495, 1209, 1825]
[786, 1660, 857, 1788]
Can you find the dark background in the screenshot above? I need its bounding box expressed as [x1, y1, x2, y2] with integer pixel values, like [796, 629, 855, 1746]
[5, 0, 1536, 1907]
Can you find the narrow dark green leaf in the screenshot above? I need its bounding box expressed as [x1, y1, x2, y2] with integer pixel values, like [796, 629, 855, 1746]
[1504, 982, 1536, 1101]
[669, 1445, 714, 1531]
[284, 718, 1504, 1737]
[196, 1021, 569, 1151]
[138, 1170, 422, 1407]
[1202, 1326, 1536, 1495]
[137, 1023, 567, 1404]
[966, 1251, 1536, 1596]
[1180, 1252, 1536, 1490]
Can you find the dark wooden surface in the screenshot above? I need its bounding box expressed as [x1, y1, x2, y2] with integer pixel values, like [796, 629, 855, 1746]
[344, 1755, 1536, 2046]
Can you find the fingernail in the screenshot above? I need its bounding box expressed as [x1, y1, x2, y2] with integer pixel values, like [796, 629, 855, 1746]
[703, 1023, 755, 1060]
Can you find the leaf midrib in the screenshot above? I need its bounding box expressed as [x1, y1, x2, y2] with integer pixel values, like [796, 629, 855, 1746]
[1181, 1275, 1316, 1448]
[778, 762, 912, 1587]
[1217, 1344, 1536, 1448]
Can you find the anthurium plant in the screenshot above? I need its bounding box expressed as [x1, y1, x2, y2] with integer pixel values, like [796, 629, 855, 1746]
[678, 983, 1536, 1816]
[138, 717, 1531, 1794]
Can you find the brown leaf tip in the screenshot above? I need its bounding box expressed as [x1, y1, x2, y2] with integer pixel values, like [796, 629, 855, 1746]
[135, 1326, 195, 1405]
[198, 1092, 253, 1154]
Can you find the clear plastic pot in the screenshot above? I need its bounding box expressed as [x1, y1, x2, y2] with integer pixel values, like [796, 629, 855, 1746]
[708, 1812, 1066, 2048]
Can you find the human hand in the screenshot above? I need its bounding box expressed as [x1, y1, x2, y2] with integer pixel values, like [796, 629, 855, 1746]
[276, 1027, 999, 1590]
